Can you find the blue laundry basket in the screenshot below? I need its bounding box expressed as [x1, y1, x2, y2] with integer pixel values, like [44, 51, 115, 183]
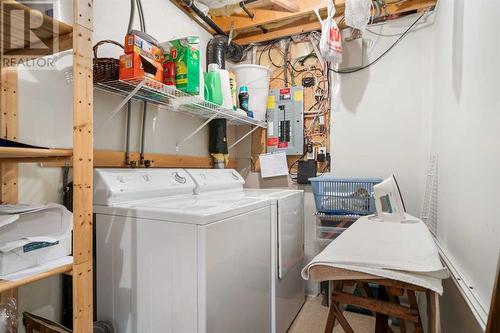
[309, 176, 382, 215]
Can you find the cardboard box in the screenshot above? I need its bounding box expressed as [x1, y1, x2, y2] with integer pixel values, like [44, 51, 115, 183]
[119, 51, 163, 82]
[125, 33, 163, 62]
[168, 36, 200, 95]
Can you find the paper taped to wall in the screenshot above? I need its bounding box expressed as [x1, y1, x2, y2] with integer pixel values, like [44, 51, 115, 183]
[259, 152, 288, 178]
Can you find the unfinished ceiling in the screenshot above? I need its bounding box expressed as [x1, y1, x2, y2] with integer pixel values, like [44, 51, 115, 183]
[171, 0, 438, 45]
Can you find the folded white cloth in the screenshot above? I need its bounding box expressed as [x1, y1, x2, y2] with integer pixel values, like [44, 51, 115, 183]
[302, 214, 449, 294]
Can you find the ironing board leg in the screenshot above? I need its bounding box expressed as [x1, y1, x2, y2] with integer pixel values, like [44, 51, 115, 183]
[375, 286, 389, 333]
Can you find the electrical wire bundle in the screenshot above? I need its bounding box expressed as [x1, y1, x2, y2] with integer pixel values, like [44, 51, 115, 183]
[248, 6, 428, 179]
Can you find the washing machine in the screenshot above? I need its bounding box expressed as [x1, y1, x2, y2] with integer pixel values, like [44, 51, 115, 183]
[93, 168, 272, 333]
[186, 169, 305, 333]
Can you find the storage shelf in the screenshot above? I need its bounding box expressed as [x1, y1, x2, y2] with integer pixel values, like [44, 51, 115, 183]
[95, 78, 267, 128]
[0, 264, 73, 293]
[0, 147, 72, 162]
[1, 1, 73, 60]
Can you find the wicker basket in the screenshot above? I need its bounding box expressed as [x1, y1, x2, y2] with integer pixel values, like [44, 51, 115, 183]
[93, 40, 124, 84]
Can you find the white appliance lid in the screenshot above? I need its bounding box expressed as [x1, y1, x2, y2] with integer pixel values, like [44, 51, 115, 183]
[93, 196, 270, 225]
[185, 169, 245, 194]
[94, 169, 195, 205]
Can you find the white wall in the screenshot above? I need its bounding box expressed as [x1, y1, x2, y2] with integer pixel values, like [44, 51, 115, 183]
[430, 0, 500, 327]
[15, 1, 226, 331]
[330, 14, 435, 216]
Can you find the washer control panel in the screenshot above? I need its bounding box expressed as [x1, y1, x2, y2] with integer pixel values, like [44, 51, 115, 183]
[94, 169, 195, 205]
[185, 169, 245, 194]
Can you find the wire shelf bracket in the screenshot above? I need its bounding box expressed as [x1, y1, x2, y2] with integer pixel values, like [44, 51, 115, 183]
[176, 113, 218, 151]
[228, 126, 260, 151]
[95, 77, 267, 152]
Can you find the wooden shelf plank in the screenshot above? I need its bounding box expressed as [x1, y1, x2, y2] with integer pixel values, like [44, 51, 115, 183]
[0, 0, 73, 62]
[0, 264, 72, 294]
[39, 150, 237, 169]
[0, 147, 72, 161]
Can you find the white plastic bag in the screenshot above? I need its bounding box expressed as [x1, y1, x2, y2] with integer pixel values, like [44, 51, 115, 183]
[345, 0, 372, 31]
[315, 1, 342, 64]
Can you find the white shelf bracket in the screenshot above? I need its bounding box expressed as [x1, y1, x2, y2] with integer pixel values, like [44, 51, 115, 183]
[96, 79, 146, 133]
[176, 113, 219, 151]
[228, 126, 260, 151]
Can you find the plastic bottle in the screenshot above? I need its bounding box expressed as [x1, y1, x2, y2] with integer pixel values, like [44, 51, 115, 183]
[238, 86, 253, 118]
[229, 72, 238, 110]
[204, 64, 223, 106]
[239, 86, 249, 110]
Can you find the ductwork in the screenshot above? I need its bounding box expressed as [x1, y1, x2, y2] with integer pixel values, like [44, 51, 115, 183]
[206, 34, 244, 70]
[206, 35, 244, 167]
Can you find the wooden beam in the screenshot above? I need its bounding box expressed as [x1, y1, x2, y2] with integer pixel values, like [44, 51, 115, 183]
[268, 0, 300, 12]
[0, 66, 18, 333]
[72, 0, 93, 331]
[231, 0, 437, 45]
[235, 16, 322, 44]
[212, 0, 327, 33]
[40, 150, 237, 169]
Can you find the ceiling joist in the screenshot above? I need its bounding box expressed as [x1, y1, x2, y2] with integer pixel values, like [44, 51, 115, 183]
[171, 0, 438, 45]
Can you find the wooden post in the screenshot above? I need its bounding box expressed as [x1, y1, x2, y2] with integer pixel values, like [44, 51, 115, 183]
[0, 67, 19, 332]
[72, 0, 94, 332]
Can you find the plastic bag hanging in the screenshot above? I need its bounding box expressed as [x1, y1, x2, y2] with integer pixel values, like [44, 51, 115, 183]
[345, 0, 372, 32]
[315, 0, 342, 64]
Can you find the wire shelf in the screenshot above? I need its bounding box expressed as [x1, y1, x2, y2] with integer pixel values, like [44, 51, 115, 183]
[95, 78, 267, 128]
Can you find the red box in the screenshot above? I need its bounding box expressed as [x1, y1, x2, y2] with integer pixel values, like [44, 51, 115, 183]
[119, 52, 163, 82]
[124, 33, 163, 62]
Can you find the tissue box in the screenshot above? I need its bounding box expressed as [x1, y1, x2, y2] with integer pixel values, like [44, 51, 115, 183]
[119, 51, 163, 82]
[0, 204, 72, 276]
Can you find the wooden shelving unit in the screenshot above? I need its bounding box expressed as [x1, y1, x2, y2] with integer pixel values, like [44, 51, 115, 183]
[0, 1, 93, 332]
[0, 147, 72, 162]
[0, 265, 73, 294]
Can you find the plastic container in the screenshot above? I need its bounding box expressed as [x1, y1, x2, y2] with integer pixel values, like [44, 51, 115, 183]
[204, 64, 223, 106]
[232, 64, 272, 121]
[309, 176, 382, 215]
[238, 86, 249, 111]
[317, 214, 358, 228]
[218, 68, 233, 110]
[317, 226, 345, 241]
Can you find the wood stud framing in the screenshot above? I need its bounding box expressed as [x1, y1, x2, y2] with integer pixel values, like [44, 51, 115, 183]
[172, 0, 438, 45]
[0, 0, 93, 331]
[40, 150, 237, 169]
[0, 66, 19, 333]
[72, 0, 94, 332]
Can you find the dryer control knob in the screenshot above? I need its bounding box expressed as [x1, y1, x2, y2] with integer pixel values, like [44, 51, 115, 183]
[143, 174, 151, 182]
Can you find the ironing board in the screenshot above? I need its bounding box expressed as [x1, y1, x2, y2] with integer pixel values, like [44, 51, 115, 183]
[308, 265, 440, 333]
[302, 215, 447, 333]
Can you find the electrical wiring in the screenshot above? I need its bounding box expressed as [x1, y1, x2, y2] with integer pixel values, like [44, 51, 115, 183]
[329, 10, 426, 74]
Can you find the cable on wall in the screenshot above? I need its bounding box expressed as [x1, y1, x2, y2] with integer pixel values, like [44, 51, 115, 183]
[330, 11, 426, 74]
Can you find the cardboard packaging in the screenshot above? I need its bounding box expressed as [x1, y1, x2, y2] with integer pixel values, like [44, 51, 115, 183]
[0, 204, 72, 276]
[125, 33, 163, 62]
[119, 51, 163, 82]
[168, 36, 200, 95]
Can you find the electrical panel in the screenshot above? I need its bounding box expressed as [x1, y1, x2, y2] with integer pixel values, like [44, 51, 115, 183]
[266, 86, 304, 155]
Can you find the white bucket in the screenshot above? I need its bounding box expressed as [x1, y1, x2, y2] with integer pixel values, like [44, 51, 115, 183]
[231, 64, 272, 121]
